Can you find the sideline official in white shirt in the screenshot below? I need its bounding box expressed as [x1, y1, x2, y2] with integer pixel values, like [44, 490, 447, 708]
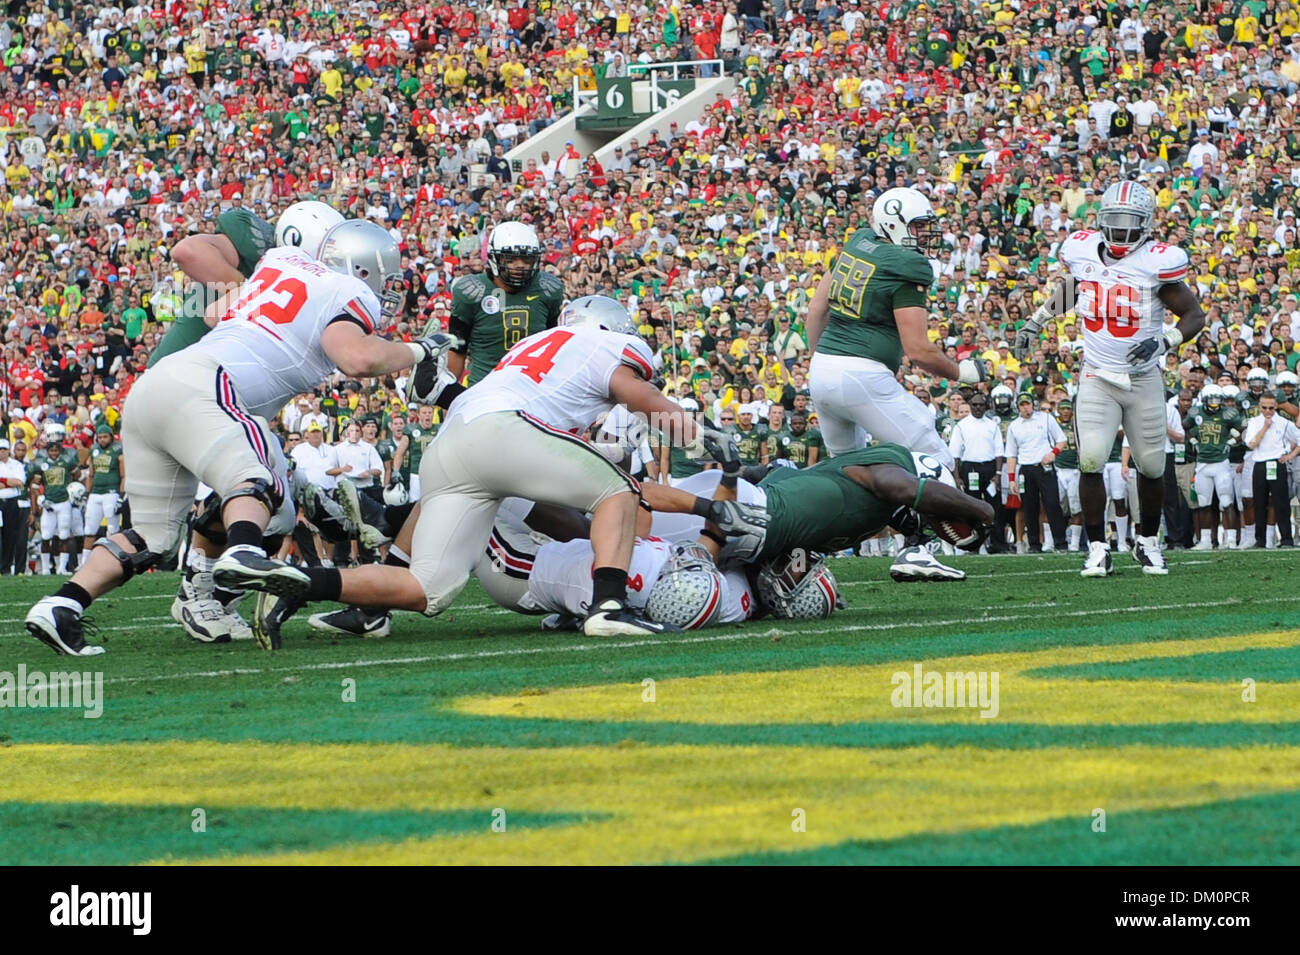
[1005, 395, 1068, 551]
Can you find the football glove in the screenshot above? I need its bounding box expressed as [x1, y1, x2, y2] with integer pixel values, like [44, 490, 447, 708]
[1012, 314, 1046, 361]
[1126, 328, 1183, 366]
[888, 504, 923, 537]
[703, 427, 741, 474]
[957, 356, 988, 385]
[707, 500, 769, 565]
[405, 332, 461, 367]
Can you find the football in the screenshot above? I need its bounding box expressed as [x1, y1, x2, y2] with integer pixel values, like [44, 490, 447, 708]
[930, 516, 983, 550]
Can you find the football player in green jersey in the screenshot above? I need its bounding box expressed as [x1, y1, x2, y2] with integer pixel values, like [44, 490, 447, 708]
[447, 222, 564, 387]
[727, 404, 768, 467]
[84, 424, 126, 552]
[1054, 399, 1084, 551]
[403, 404, 439, 499]
[150, 202, 343, 367]
[783, 412, 823, 468]
[805, 187, 988, 468]
[761, 404, 791, 465]
[1186, 384, 1242, 549]
[33, 426, 86, 575]
[1104, 433, 1132, 549]
[643, 444, 994, 584]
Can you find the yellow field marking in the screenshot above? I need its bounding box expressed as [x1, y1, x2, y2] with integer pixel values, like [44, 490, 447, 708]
[4, 741, 1300, 865]
[453, 630, 1300, 726]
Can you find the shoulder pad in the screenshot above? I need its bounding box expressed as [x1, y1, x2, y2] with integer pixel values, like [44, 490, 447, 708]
[536, 272, 564, 296]
[452, 274, 487, 302]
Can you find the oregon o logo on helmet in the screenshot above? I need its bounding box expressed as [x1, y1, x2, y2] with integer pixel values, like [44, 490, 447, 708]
[884, 199, 903, 216]
[282, 226, 303, 247]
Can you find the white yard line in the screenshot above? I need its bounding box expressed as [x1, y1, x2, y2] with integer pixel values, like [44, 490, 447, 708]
[98, 594, 1300, 688]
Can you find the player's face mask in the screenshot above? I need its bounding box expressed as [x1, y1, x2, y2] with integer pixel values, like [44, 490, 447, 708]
[907, 215, 943, 253]
[499, 252, 538, 290]
[1097, 209, 1148, 257]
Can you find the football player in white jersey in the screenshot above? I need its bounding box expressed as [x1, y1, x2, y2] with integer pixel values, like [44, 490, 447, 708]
[245, 295, 760, 646]
[25, 220, 458, 656]
[1013, 181, 1205, 577]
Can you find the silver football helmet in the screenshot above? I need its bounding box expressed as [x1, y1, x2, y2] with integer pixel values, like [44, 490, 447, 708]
[1097, 181, 1156, 257]
[755, 551, 842, 620]
[645, 546, 724, 630]
[318, 219, 404, 321]
[558, 295, 637, 336]
[990, 384, 1015, 416]
[275, 200, 345, 258]
[1247, 367, 1271, 395]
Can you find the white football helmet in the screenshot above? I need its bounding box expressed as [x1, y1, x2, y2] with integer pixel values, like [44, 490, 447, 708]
[43, 422, 66, 441]
[645, 546, 724, 630]
[382, 480, 409, 506]
[67, 481, 87, 507]
[1221, 384, 1241, 403]
[318, 219, 404, 321]
[1277, 370, 1299, 397]
[1097, 181, 1156, 258]
[755, 551, 842, 620]
[990, 384, 1015, 416]
[275, 200, 345, 258]
[558, 295, 637, 336]
[1200, 383, 1223, 413]
[910, 451, 956, 489]
[1246, 367, 1271, 395]
[871, 187, 942, 253]
[487, 221, 543, 291]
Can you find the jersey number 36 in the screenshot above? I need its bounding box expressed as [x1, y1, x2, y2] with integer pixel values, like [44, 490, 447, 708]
[1077, 279, 1139, 338]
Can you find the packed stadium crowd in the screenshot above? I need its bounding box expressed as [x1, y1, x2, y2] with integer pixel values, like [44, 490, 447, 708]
[4, 0, 1300, 586]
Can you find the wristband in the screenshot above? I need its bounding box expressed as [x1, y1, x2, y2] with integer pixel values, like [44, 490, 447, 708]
[690, 496, 713, 519]
[1052, 447, 1060, 456]
[911, 476, 927, 511]
[720, 472, 738, 490]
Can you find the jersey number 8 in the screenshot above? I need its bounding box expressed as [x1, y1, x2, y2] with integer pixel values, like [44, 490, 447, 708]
[1077, 279, 1140, 338]
[502, 307, 530, 349]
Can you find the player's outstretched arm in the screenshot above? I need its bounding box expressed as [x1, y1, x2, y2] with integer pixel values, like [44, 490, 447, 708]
[1013, 274, 1077, 360]
[804, 271, 833, 353]
[321, 321, 458, 379]
[847, 463, 995, 527]
[608, 366, 700, 448]
[896, 307, 985, 384]
[172, 233, 243, 287]
[1156, 281, 1208, 347]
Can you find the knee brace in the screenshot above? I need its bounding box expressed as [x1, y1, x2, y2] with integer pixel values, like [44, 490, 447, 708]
[94, 528, 158, 581]
[192, 492, 228, 545]
[222, 477, 282, 517]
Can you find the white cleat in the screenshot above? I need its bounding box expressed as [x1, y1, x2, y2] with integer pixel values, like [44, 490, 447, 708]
[1191, 539, 1214, 551]
[1080, 541, 1114, 578]
[889, 545, 966, 582]
[1132, 535, 1168, 575]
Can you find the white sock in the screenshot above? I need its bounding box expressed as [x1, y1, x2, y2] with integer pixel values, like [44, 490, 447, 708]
[1242, 525, 1256, 546]
[56, 553, 68, 574]
[41, 553, 51, 574]
[1200, 528, 1212, 544]
[1068, 525, 1082, 549]
[1267, 525, 1278, 546]
[1043, 528, 1055, 549]
[1115, 515, 1129, 545]
[187, 550, 216, 574]
[1226, 528, 1239, 548]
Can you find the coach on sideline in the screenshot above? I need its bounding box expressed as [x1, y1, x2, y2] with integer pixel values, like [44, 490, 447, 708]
[948, 391, 1005, 550]
[1006, 394, 1068, 553]
[0, 440, 27, 574]
[1243, 395, 1300, 548]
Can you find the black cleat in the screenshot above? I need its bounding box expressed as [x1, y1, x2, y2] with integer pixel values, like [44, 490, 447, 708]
[213, 546, 309, 599]
[251, 590, 305, 651]
[307, 606, 392, 638]
[25, 597, 105, 656]
[582, 598, 681, 637]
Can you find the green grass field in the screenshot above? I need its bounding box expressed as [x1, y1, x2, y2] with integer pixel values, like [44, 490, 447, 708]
[3, 549, 1299, 865]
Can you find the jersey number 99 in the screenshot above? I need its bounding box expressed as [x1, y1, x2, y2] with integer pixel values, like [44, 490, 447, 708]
[828, 253, 876, 315]
[1077, 279, 1139, 338]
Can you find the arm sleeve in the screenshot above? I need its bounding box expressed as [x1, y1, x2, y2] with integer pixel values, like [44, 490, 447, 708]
[1005, 425, 1019, 460]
